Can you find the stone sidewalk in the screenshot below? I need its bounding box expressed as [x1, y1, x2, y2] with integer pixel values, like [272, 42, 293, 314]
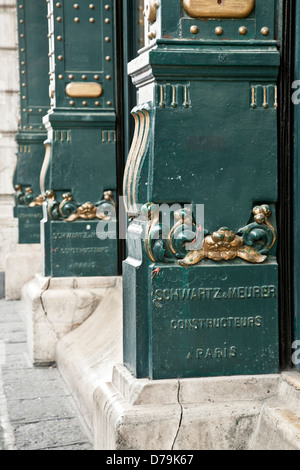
[0, 299, 93, 450]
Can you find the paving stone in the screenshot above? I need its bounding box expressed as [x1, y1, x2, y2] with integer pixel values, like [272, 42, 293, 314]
[45, 442, 93, 450]
[3, 368, 70, 400]
[12, 418, 92, 450]
[7, 396, 79, 424]
[0, 300, 93, 450]
[0, 425, 3, 450]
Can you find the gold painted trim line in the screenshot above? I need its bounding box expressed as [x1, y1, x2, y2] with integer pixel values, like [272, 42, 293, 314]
[123, 111, 140, 213]
[183, 0, 255, 19]
[132, 109, 150, 209]
[251, 87, 256, 109]
[127, 110, 146, 213]
[40, 141, 51, 195]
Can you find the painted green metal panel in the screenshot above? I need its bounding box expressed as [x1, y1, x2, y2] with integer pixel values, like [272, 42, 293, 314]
[150, 261, 278, 379]
[14, 0, 49, 244]
[123, 0, 280, 379]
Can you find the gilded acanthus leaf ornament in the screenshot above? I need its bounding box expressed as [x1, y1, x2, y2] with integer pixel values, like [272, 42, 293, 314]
[180, 227, 267, 266]
[29, 194, 46, 207]
[180, 205, 276, 266]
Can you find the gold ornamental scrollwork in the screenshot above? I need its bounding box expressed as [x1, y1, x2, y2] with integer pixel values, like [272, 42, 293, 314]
[144, 0, 159, 24]
[65, 190, 116, 222]
[43, 189, 116, 222]
[140, 203, 276, 266]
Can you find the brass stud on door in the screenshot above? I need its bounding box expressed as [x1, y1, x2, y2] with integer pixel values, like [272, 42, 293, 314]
[261, 27, 269, 36]
[239, 26, 247, 35]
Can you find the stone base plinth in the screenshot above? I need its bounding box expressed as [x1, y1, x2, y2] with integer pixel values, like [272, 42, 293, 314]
[93, 366, 300, 450]
[21, 273, 119, 366]
[4, 244, 41, 300]
[56, 277, 122, 430]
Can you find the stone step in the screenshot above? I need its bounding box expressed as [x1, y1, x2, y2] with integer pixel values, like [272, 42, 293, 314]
[248, 372, 300, 450]
[55, 277, 122, 433]
[248, 404, 300, 450]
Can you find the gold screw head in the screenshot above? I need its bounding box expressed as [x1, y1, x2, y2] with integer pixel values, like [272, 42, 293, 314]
[82, 101, 87, 106]
[82, 74, 87, 80]
[57, 17, 62, 22]
[190, 25, 199, 34]
[74, 17, 80, 23]
[94, 75, 99, 80]
[58, 74, 63, 80]
[89, 18, 95, 23]
[215, 26, 223, 36]
[57, 35, 62, 41]
[105, 4, 110, 10]
[261, 27, 269, 36]
[89, 4, 95, 9]
[70, 101, 75, 106]
[106, 56, 111, 61]
[239, 26, 247, 35]
[58, 55, 63, 61]
[107, 101, 112, 106]
[106, 75, 111, 80]
[56, 2, 61, 7]
[105, 37, 110, 42]
[74, 3, 79, 9]
[105, 18, 110, 23]
[95, 101, 100, 106]
[69, 74, 74, 80]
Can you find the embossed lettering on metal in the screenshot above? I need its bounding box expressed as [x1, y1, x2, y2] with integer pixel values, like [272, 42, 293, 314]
[65, 82, 103, 98]
[183, 0, 255, 18]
